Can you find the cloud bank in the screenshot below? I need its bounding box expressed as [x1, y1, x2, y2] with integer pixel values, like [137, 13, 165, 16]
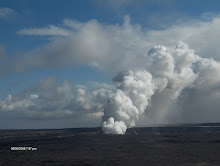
[13, 14, 220, 75]
[1, 15, 220, 130]
[0, 77, 113, 127]
[1, 42, 220, 131]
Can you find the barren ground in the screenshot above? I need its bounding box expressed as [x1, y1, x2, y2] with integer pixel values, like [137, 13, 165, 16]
[1, 124, 220, 166]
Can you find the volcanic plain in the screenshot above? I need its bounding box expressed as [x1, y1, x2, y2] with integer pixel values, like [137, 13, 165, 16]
[1, 123, 220, 166]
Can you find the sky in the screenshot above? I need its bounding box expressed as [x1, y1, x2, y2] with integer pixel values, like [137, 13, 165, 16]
[1, 0, 220, 130]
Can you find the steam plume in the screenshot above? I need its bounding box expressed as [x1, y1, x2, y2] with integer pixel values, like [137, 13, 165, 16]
[102, 41, 220, 134]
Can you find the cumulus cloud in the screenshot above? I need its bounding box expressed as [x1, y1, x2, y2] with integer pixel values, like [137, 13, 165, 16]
[0, 77, 113, 127]
[14, 17, 147, 73]
[0, 8, 16, 20]
[1, 42, 220, 131]
[2, 15, 220, 130]
[10, 14, 220, 76]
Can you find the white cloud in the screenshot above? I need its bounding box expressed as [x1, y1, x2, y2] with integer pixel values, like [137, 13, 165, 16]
[3, 14, 220, 129]
[1, 42, 220, 130]
[102, 42, 220, 134]
[13, 17, 148, 73]
[0, 8, 16, 20]
[12, 14, 220, 76]
[0, 77, 113, 128]
[17, 25, 70, 36]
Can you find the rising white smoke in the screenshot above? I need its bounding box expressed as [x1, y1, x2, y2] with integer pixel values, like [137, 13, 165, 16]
[102, 41, 220, 134]
[1, 41, 220, 129]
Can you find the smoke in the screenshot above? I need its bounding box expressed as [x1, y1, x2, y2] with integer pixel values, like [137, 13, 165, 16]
[102, 41, 220, 134]
[102, 70, 156, 134]
[1, 42, 220, 130]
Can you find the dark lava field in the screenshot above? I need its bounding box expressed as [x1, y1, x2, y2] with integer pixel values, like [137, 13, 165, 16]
[1, 123, 220, 166]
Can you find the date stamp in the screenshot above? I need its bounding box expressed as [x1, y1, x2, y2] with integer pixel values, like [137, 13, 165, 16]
[11, 147, 37, 151]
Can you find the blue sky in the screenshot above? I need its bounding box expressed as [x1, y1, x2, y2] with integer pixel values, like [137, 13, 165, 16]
[1, 0, 220, 129]
[1, 0, 220, 99]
